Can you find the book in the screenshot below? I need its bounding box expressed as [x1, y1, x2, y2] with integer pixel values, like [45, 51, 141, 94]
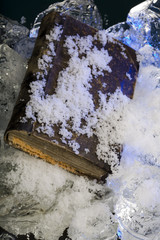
[4, 11, 139, 180]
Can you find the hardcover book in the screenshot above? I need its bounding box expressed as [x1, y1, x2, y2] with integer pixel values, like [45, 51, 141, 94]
[4, 11, 139, 180]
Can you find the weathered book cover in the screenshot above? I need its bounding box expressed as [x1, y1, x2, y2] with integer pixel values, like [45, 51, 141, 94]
[4, 11, 139, 180]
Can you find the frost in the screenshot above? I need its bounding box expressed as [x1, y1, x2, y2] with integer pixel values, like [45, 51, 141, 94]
[46, 25, 63, 42]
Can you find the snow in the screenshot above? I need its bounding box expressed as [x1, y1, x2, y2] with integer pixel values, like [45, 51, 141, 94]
[46, 25, 63, 42]
[105, 44, 160, 238]
[107, 158, 160, 238]
[84, 148, 90, 154]
[68, 202, 116, 240]
[0, 147, 115, 239]
[122, 62, 160, 162]
[68, 140, 80, 154]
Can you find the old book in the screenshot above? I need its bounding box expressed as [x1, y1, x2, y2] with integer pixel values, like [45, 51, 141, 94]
[4, 11, 139, 180]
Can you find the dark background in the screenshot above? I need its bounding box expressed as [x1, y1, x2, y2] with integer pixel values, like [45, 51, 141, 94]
[1, 0, 144, 29]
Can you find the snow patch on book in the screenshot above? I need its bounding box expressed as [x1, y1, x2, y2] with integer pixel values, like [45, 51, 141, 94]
[46, 24, 63, 42]
[24, 26, 129, 170]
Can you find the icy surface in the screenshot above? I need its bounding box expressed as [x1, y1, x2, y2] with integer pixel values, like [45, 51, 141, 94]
[0, 44, 27, 131]
[1, 0, 160, 239]
[0, 14, 29, 48]
[30, 0, 103, 38]
[14, 37, 36, 59]
[0, 14, 35, 59]
[108, 159, 160, 239]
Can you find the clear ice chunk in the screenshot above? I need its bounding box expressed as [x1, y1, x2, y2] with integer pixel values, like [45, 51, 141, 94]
[14, 37, 36, 59]
[0, 44, 27, 132]
[30, 0, 103, 38]
[106, 0, 160, 52]
[127, 0, 160, 49]
[0, 14, 29, 48]
[108, 161, 160, 240]
[0, 14, 35, 59]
